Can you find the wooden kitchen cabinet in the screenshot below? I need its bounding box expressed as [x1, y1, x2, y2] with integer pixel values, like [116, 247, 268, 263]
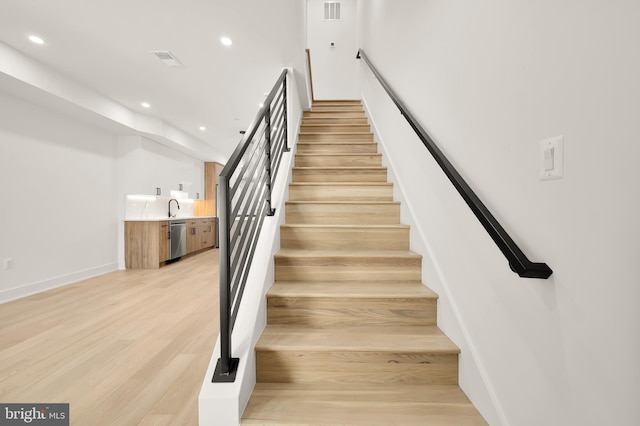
[126, 218, 215, 269]
[186, 219, 199, 253]
[186, 218, 216, 254]
[159, 221, 170, 262]
[201, 218, 216, 249]
[195, 162, 224, 216]
[125, 221, 169, 269]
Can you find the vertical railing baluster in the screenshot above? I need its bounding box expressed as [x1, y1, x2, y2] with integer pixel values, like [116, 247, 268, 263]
[212, 175, 238, 381]
[264, 106, 275, 216]
[282, 75, 290, 152]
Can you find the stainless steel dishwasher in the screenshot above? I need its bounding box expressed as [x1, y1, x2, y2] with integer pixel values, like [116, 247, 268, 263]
[169, 220, 186, 260]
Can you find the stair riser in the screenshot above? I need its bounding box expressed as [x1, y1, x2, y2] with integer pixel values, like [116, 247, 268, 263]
[256, 351, 458, 385]
[275, 257, 422, 282]
[300, 125, 371, 133]
[303, 111, 366, 118]
[292, 168, 387, 183]
[302, 118, 369, 126]
[285, 203, 400, 224]
[296, 143, 378, 154]
[267, 297, 436, 326]
[275, 266, 421, 281]
[280, 227, 409, 250]
[243, 384, 486, 425]
[299, 133, 373, 142]
[295, 154, 382, 167]
[311, 105, 364, 111]
[288, 185, 393, 202]
[312, 101, 362, 106]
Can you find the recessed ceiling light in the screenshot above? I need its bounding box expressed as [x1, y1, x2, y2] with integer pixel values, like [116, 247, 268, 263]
[28, 35, 45, 45]
[199, 126, 206, 131]
[220, 37, 232, 46]
[141, 102, 150, 108]
[259, 103, 264, 108]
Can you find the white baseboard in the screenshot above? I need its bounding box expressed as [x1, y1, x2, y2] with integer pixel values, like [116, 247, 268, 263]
[0, 262, 119, 305]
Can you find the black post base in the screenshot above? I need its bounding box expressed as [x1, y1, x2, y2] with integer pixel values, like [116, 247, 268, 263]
[212, 357, 239, 383]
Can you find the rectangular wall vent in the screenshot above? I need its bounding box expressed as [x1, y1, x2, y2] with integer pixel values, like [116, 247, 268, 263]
[150, 51, 184, 68]
[324, 2, 341, 20]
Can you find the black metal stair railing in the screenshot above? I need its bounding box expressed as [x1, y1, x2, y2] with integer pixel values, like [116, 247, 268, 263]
[212, 69, 289, 382]
[357, 49, 552, 279]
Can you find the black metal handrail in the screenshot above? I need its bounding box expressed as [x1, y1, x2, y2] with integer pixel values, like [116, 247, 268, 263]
[357, 49, 552, 279]
[212, 69, 289, 382]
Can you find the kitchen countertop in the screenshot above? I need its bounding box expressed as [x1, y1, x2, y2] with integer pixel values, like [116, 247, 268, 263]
[124, 216, 216, 222]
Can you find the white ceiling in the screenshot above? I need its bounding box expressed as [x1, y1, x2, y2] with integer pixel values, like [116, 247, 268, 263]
[0, 0, 307, 161]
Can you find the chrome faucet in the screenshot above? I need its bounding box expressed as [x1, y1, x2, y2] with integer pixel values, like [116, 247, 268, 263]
[168, 198, 180, 217]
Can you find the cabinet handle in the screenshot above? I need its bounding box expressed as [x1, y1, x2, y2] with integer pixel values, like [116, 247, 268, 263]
[167, 232, 170, 239]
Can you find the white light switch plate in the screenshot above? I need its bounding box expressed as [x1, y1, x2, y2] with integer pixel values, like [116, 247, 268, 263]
[540, 135, 564, 180]
[4, 257, 14, 270]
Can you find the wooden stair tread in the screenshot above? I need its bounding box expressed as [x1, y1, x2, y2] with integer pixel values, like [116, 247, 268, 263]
[312, 99, 361, 103]
[256, 324, 458, 353]
[296, 141, 376, 145]
[292, 167, 386, 178]
[302, 116, 368, 121]
[286, 200, 399, 205]
[309, 107, 363, 110]
[300, 123, 369, 127]
[295, 153, 381, 157]
[293, 166, 386, 170]
[299, 131, 372, 135]
[281, 224, 409, 229]
[268, 281, 437, 298]
[284, 201, 401, 224]
[243, 383, 487, 425]
[275, 249, 421, 259]
[288, 182, 391, 187]
[300, 126, 371, 132]
[303, 110, 365, 114]
[292, 166, 387, 182]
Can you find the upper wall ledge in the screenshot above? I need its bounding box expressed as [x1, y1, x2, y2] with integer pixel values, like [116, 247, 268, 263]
[0, 41, 224, 163]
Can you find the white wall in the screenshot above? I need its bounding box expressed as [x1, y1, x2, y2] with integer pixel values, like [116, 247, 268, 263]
[117, 135, 204, 200]
[0, 91, 119, 302]
[307, 0, 359, 99]
[359, 1, 640, 425]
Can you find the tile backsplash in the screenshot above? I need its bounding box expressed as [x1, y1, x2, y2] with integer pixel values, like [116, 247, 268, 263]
[125, 194, 195, 220]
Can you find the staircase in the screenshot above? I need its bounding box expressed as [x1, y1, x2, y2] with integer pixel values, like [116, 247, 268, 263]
[241, 100, 487, 425]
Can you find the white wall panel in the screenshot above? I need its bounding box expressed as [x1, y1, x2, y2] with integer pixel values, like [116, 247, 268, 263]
[307, 0, 359, 99]
[0, 91, 118, 302]
[358, 1, 640, 425]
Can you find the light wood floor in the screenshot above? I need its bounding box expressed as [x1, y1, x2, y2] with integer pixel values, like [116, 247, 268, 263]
[0, 249, 219, 425]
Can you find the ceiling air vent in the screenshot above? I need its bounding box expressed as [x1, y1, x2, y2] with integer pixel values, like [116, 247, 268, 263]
[324, 2, 341, 20]
[150, 51, 184, 68]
